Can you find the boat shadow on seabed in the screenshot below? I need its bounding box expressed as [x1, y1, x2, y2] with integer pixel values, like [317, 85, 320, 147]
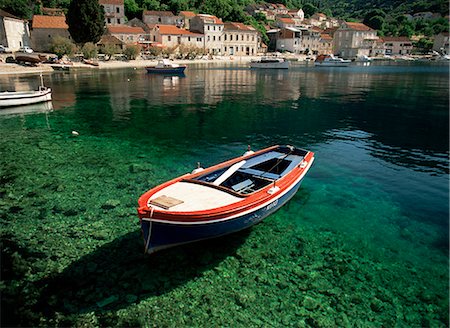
[29, 229, 250, 320]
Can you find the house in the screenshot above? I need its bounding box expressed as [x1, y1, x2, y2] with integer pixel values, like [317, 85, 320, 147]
[189, 14, 224, 54]
[143, 11, 179, 26]
[433, 32, 449, 55]
[275, 27, 302, 53]
[149, 24, 203, 49]
[179, 11, 196, 29]
[106, 25, 145, 44]
[318, 33, 333, 54]
[382, 36, 413, 55]
[288, 9, 304, 24]
[299, 27, 323, 54]
[0, 9, 31, 52]
[31, 15, 70, 52]
[97, 34, 124, 51]
[99, 0, 125, 25]
[333, 22, 378, 58]
[222, 22, 258, 56]
[276, 17, 296, 29]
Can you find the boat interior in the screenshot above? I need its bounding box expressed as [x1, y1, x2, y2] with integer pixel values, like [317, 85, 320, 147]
[190, 147, 308, 195]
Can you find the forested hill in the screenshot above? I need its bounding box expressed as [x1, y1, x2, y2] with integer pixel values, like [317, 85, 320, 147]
[0, 0, 448, 37]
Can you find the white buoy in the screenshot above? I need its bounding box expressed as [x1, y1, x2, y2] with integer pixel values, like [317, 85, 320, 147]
[72, 131, 79, 136]
[191, 162, 204, 174]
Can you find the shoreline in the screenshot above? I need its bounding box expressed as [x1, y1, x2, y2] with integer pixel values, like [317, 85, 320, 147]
[0, 55, 265, 75]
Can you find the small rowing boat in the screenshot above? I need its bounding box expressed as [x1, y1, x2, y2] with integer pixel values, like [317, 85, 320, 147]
[0, 74, 52, 108]
[137, 145, 315, 254]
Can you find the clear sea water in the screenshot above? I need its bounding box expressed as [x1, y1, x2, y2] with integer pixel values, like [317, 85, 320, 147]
[0, 61, 448, 327]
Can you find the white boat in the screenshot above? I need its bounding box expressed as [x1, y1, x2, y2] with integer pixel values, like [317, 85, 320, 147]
[0, 74, 52, 108]
[146, 59, 186, 74]
[314, 54, 351, 67]
[250, 57, 289, 69]
[354, 55, 372, 66]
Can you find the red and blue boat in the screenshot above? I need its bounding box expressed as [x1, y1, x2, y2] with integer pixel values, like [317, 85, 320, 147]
[137, 145, 315, 254]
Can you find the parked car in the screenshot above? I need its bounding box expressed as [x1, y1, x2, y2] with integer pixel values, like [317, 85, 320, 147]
[19, 46, 34, 53]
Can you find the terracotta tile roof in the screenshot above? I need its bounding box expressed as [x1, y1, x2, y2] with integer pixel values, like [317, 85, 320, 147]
[275, 3, 287, 9]
[155, 24, 202, 36]
[344, 22, 373, 31]
[320, 33, 332, 40]
[32, 15, 68, 29]
[98, 35, 124, 45]
[107, 25, 145, 34]
[99, 0, 124, 4]
[179, 11, 196, 18]
[278, 17, 295, 24]
[0, 9, 22, 20]
[224, 22, 256, 31]
[196, 14, 223, 24]
[143, 10, 174, 17]
[311, 26, 323, 32]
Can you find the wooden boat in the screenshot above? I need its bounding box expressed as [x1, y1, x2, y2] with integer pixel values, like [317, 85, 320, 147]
[0, 74, 52, 108]
[314, 54, 351, 67]
[250, 57, 289, 69]
[137, 145, 315, 254]
[145, 59, 186, 74]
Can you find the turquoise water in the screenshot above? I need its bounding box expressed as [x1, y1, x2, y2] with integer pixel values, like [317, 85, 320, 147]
[1, 62, 448, 327]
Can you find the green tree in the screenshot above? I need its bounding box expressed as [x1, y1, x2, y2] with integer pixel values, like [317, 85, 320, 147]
[0, 0, 33, 19]
[81, 42, 98, 59]
[50, 36, 77, 58]
[414, 37, 433, 53]
[101, 43, 119, 60]
[366, 15, 385, 30]
[67, 0, 105, 45]
[124, 44, 141, 60]
[124, 0, 141, 19]
[302, 3, 318, 18]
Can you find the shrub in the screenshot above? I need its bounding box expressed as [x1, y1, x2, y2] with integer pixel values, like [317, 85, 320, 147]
[50, 36, 77, 59]
[82, 42, 98, 59]
[123, 44, 141, 60]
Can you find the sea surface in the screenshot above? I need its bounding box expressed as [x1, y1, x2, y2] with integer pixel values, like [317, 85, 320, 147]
[1, 61, 448, 327]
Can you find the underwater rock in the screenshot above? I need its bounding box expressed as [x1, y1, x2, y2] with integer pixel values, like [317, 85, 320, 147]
[101, 200, 121, 210]
[96, 295, 119, 308]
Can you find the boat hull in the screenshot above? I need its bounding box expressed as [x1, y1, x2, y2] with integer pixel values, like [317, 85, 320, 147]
[314, 62, 350, 67]
[141, 167, 307, 254]
[0, 88, 52, 107]
[146, 66, 186, 74]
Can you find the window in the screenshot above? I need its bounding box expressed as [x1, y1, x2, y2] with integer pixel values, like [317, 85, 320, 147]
[107, 18, 111, 24]
[197, 37, 201, 42]
[224, 46, 227, 51]
[230, 35, 233, 41]
[117, 19, 120, 24]
[116, 7, 120, 13]
[188, 37, 191, 41]
[158, 18, 161, 22]
[213, 26, 216, 31]
[219, 36, 221, 41]
[241, 35, 244, 41]
[208, 36, 210, 41]
[247, 35, 249, 41]
[213, 36, 215, 41]
[208, 26, 210, 31]
[168, 36, 171, 41]
[225, 34, 227, 41]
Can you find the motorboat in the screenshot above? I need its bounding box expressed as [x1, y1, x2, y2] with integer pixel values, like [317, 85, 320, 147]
[314, 54, 351, 67]
[137, 145, 315, 254]
[0, 74, 52, 108]
[249, 57, 290, 69]
[145, 59, 186, 74]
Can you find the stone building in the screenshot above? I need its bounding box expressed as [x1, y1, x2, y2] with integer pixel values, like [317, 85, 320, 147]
[382, 36, 413, 55]
[0, 9, 31, 51]
[30, 15, 70, 52]
[106, 25, 145, 44]
[179, 11, 196, 29]
[222, 22, 258, 56]
[149, 24, 203, 49]
[333, 22, 378, 58]
[189, 14, 224, 54]
[143, 11, 180, 26]
[99, 0, 125, 25]
[433, 32, 449, 55]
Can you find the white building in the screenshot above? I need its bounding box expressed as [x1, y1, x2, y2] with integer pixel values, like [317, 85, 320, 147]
[190, 14, 224, 54]
[0, 9, 31, 51]
[99, 0, 125, 25]
[222, 22, 258, 56]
